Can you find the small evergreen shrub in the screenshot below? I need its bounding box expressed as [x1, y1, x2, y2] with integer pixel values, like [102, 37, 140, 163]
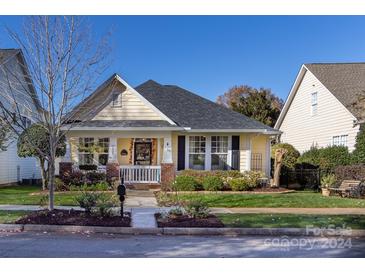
[320, 174, 337, 188]
[62, 170, 84, 186]
[228, 171, 262, 191]
[85, 171, 106, 184]
[352, 128, 365, 164]
[202, 176, 224, 191]
[172, 176, 201, 191]
[93, 194, 118, 218]
[75, 192, 100, 213]
[54, 177, 69, 191]
[183, 200, 210, 219]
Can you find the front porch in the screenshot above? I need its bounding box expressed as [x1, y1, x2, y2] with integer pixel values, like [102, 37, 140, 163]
[60, 131, 271, 188]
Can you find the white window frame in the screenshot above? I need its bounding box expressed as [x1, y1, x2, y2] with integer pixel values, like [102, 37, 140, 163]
[187, 136, 206, 170]
[332, 135, 348, 147]
[311, 92, 318, 116]
[185, 134, 232, 171]
[78, 137, 110, 166]
[111, 91, 122, 107]
[78, 137, 95, 165]
[211, 136, 229, 170]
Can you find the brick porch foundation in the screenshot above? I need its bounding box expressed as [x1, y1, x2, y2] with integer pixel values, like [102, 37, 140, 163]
[160, 163, 175, 191]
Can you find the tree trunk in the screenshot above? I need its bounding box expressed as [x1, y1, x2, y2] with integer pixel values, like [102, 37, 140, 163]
[39, 158, 47, 191]
[48, 158, 55, 211]
[271, 148, 287, 188]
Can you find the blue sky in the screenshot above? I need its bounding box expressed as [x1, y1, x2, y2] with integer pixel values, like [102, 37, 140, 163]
[1, 16, 365, 102]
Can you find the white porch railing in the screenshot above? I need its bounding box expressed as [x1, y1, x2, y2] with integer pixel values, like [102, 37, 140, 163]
[120, 165, 161, 184]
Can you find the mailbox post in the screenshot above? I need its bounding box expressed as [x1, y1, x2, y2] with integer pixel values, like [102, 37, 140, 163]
[117, 176, 126, 217]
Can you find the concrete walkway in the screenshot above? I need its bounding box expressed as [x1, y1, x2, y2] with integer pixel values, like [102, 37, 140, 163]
[125, 190, 158, 208]
[210, 207, 365, 215]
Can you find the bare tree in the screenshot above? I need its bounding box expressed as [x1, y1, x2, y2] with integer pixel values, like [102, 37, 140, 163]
[271, 148, 287, 188]
[0, 16, 111, 210]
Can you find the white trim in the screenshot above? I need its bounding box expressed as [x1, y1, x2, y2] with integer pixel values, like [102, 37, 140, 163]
[64, 126, 185, 131]
[114, 75, 176, 125]
[205, 135, 211, 170]
[245, 136, 252, 171]
[227, 135, 232, 168]
[265, 138, 271, 177]
[187, 129, 280, 134]
[275, 64, 359, 129]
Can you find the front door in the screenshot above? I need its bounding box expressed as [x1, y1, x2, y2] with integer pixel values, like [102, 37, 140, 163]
[134, 142, 152, 165]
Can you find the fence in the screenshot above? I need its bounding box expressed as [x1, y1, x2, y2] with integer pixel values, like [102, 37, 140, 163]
[280, 168, 321, 190]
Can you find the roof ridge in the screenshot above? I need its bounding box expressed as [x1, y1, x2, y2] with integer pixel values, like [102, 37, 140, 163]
[305, 62, 365, 65]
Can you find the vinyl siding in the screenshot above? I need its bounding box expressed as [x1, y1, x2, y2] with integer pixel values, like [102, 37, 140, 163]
[251, 135, 269, 175]
[93, 88, 164, 121]
[279, 69, 360, 153]
[0, 141, 41, 185]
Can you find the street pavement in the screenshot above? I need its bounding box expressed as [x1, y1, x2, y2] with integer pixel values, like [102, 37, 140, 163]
[0, 231, 364, 257]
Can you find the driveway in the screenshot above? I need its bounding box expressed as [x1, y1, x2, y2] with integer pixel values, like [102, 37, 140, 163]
[0, 232, 364, 257]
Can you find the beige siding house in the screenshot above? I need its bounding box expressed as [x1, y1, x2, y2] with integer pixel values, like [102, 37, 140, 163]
[0, 49, 42, 185]
[61, 74, 279, 187]
[275, 63, 365, 153]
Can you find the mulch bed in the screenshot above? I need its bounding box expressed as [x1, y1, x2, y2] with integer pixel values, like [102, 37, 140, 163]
[155, 213, 224, 228]
[15, 209, 131, 227]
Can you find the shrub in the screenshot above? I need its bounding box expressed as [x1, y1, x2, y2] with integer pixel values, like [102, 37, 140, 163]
[54, 178, 69, 191]
[343, 182, 365, 198]
[38, 194, 49, 208]
[320, 174, 337, 188]
[62, 170, 84, 186]
[298, 146, 351, 174]
[172, 176, 201, 191]
[202, 176, 224, 191]
[352, 128, 365, 164]
[94, 194, 118, 218]
[75, 192, 100, 213]
[79, 164, 97, 171]
[228, 171, 262, 191]
[183, 200, 210, 219]
[85, 171, 106, 184]
[271, 143, 300, 170]
[334, 164, 365, 182]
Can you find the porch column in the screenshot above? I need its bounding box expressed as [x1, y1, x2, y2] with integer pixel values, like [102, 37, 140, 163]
[62, 137, 71, 162]
[265, 137, 271, 177]
[245, 135, 252, 171]
[108, 137, 118, 163]
[162, 136, 173, 164]
[106, 136, 119, 183]
[161, 135, 175, 191]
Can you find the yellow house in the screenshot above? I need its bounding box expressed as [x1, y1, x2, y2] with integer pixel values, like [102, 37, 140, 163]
[61, 74, 279, 187]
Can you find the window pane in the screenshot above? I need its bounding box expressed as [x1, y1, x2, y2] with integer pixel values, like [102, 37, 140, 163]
[79, 153, 94, 165]
[98, 154, 108, 166]
[211, 154, 228, 170]
[189, 154, 205, 170]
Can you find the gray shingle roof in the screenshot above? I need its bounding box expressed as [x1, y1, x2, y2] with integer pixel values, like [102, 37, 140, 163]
[305, 63, 365, 120]
[135, 80, 276, 131]
[72, 120, 177, 128]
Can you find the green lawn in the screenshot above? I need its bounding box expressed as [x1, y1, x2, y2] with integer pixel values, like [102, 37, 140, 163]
[0, 185, 113, 206]
[157, 191, 365, 208]
[217, 213, 365, 229]
[0, 210, 28, 224]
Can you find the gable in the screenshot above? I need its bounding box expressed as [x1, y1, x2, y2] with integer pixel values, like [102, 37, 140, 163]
[277, 68, 360, 152]
[68, 75, 174, 123]
[93, 81, 164, 121]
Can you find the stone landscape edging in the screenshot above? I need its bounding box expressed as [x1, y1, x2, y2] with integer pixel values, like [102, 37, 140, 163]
[1, 223, 364, 237]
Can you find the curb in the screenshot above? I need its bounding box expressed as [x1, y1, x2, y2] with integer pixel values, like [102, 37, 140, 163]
[1, 224, 365, 237]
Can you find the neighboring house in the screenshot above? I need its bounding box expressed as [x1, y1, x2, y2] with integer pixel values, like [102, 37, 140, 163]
[0, 49, 41, 185]
[275, 63, 365, 153]
[61, 74, 279, 186]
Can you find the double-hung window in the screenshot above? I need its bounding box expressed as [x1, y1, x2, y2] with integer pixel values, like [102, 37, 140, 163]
[78, 137, 95, 165]
[311, 92, 318, 116]
[188, 136, 206, 170]
[332, 135, 348, 147]
[211, 136, 229, 170]
[97, 138, 110, 165]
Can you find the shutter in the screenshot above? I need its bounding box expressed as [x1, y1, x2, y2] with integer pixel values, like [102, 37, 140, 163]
[177, 136, 186, 170]
[231, 136, 240, 170]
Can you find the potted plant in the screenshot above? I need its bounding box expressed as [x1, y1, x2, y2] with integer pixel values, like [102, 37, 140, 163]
[320, 174, 336, 196]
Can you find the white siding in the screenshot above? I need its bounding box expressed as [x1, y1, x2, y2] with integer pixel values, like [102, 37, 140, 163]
[0, 141, 41, 185]
[279, 69, 360, 153]
[93, 88, 164, 120]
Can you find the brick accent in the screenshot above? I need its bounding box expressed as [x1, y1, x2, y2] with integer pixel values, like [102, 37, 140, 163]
[59, 162, 73, 179]
[161, 163, 176, 191]
[106, 162, 120, 182]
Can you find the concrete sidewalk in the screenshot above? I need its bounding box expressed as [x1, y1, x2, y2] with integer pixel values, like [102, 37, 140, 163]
[210, 207, 365, 215]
